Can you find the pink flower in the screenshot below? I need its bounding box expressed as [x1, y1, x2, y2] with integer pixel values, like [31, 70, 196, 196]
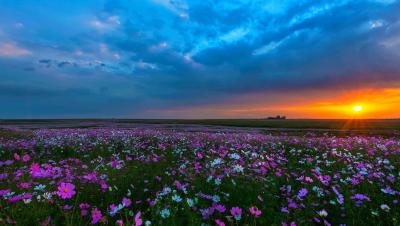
[117, 220, 124, 226]
[305, 177, 313, 183]
[22, 154, 30, 162]
[57, 182, 76, 199]
[134, 211, 143, 226]
[249, 206, 262, 218]
[13, 153, 20, 161]
[215, 219, 225, 226]
[91, 208, 102, 224]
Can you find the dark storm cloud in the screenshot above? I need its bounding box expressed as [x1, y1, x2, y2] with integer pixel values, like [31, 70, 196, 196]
[0, 0, 399, 118]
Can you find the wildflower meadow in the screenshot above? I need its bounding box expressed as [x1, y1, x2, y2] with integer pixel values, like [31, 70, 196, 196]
[0, 128, 399, 225]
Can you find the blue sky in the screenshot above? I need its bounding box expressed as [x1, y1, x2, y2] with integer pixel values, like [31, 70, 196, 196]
[0, 0, 399, 118]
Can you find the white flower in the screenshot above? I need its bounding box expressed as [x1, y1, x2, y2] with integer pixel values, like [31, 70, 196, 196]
[212, 195, 220, 203]
[318, 209, 328, 217]
[172, 194, 182, 202]
[230, 153, 240, 160]
[34, 184, 46, 191]
[233, 164, 244, 173]
[43, 192, 52, 200]
[210, 158, 223, 167]
[186, 198, 194, 207]
[380, 204, 390, 212]
[160, 208, 170, 218]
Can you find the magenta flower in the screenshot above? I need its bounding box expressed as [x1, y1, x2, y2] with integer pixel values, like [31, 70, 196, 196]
[215, 204, 226, 213]
[80, 203, 90, 216]
[111, 160, 120, 168]
[81, 209, 88, 216]
[91, 208, 102, 224]
[13, 153, 20, 161]
[57, 182, 76, 199]
[22, 154, 30, 162]
[134, 211, 143, 226]
[79, 203, 91, 209]
[249, 206, 262, 218]
[109, 204, 117, 213]
[215, 219, 225, 226]
[30, 162, 41, 176]
[100, 181, 108, 192]
[230, 207, 242, 220]
[31, 163, 40, 172]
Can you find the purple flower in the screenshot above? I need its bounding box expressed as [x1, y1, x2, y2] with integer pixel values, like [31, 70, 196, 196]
[0, 189, 11, 196]
[215, 204, 226, 213]
[381, 186, 396, 195]
[91, 208, 102, 224]
[332, 187, 344, 204]
[134, 211, 143, 226]
[122, 197, 132, 207]
[297, 188, 308, 199]
[281, 207, 289, 213]
[351, 194, 370, 201]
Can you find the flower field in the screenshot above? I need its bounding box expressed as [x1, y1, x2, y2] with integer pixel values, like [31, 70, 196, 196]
[0, 128, 399, 225]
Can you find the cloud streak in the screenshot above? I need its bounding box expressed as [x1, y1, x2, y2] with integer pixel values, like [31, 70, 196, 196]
[0, 42, 31, 57]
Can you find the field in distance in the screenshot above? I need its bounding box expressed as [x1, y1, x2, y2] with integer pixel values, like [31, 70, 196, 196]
[1, 119, 400, 132]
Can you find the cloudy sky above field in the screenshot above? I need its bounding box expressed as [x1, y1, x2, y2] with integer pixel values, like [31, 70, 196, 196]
[1, 0, 400, 118]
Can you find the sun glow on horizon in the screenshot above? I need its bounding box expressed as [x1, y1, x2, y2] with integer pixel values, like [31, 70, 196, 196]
[173, 88, 400, 119]
[353, 105, 363, 112]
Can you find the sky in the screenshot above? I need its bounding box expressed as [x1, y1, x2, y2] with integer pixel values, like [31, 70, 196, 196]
[0, 0, 400, 119]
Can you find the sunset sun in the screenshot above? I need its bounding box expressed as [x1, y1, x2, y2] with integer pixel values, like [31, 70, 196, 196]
[353, 105, 363, 112]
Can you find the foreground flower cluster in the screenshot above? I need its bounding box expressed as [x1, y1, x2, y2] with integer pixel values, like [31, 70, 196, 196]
[0, 128, 399, 225]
